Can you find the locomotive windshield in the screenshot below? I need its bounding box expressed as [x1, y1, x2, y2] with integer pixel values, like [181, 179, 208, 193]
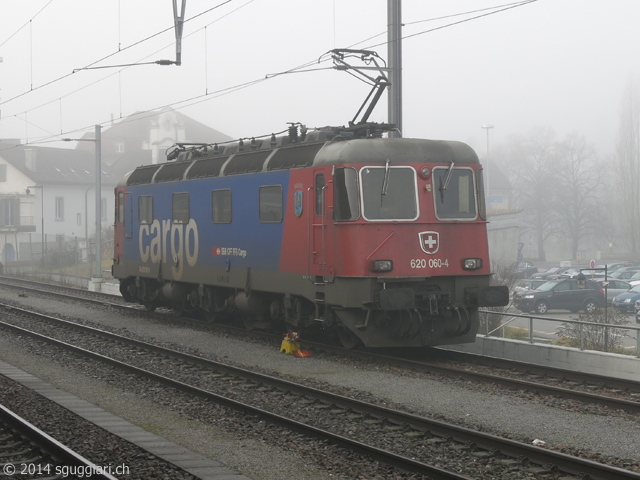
[432, 167, 477, 220]
[360, 166, 418, 221]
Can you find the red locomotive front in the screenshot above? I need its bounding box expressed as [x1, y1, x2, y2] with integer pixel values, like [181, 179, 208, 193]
[279, 137, 508, 348]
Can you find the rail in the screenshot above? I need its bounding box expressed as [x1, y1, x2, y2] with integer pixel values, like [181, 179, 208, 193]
[479, 309, 640, 358]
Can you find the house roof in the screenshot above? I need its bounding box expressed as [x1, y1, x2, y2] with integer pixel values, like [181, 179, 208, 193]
[75, 108, 233, 155]
[0, 108, 233, 187]
[0, 141, 117, 186]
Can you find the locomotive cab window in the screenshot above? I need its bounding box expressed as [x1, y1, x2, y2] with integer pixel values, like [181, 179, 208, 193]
[432, 167, 477, 220]
[212, 189, 232, 224]
[360, 166, 418, 221]
[172, 192, 190, 224]
[138, 195, 153, 224]
[259, 185, 282, 223]
[333, 167, 360, 221]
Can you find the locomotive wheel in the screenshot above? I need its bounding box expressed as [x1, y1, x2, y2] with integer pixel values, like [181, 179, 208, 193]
[337, 326, 360, 349]
[143, 302, 156, 312]
[242, 316, 256, 331]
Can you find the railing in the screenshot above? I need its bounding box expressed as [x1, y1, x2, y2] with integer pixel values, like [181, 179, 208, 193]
[479, 309, 640, 358]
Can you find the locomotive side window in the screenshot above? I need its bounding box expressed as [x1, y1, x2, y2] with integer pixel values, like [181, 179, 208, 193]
[360, 166, 418, 221]
[212, 189, 232, 223]
[259, 185, 282, 223]
[117, 192, 124, 224]
[138, 195, 153, 224]
[315, 174, 325, 216]
[172, 192, 190, 224]
[333, 167, 359, 221]
[432, 167, 477, 220]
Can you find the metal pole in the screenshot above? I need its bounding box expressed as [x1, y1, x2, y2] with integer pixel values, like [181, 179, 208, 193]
[604, 265, 609, 352]
[481, 125, 493, 202]
[41, 186, 44, 263]
[93, 125, 102, 282]
[387, 0, 402, 136]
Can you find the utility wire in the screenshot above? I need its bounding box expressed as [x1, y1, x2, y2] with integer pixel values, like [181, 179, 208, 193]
[0, 0, 237, 107]
[3, 0, 538, 148]
[0, 0, 56, 48]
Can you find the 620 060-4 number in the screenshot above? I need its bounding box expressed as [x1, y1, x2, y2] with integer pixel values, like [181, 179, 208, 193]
[410, 258, 449, 269]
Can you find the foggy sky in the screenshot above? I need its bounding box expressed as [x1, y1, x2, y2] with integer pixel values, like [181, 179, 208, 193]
[0, 0, 638, 157]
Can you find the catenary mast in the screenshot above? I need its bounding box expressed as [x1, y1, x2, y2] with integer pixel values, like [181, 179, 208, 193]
[387, 0, 402, 136]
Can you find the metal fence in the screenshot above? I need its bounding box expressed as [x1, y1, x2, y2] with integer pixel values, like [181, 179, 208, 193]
[480, 309, 640, 358]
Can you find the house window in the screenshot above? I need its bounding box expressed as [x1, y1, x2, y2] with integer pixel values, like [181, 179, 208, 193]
[172, 193, 189, 224]
[55, 197, 64, 221]
[212, 189, 231, 224]
[139, 195, 154, 224]
[259, 185, 282, 223]
[0, 164, 6, 182]
[0, 198, 19, 227]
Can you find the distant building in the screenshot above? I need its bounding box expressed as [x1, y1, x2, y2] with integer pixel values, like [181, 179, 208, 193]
[0, 108, 231, 265]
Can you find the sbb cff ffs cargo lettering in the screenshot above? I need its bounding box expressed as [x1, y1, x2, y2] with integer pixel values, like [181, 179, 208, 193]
[112, 123, 508, 348]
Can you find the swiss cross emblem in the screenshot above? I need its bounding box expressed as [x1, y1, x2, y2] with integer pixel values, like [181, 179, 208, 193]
[418, 231, 439, 255]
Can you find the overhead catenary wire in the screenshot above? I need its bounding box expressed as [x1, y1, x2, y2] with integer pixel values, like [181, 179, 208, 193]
[0, 0, 239, 107]
[1, 0, 538, 150]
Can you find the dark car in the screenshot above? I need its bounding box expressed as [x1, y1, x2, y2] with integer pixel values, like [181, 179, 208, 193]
[612, 284, 640, 313]
[531, 266, 571, 280]
[512, 278, 548, 300]
[513, 278, 605, 315]
[508, 261, 538, 279]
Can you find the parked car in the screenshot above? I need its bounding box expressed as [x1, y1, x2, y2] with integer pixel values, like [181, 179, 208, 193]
[512, 278, 548, 299]
[609, 267, 640, 281]
[602, 262, 640, 275]
[611, 284, 640, 313]
[513, 278, 605, 315]
[508, 261, 538, 279]
[531, 266, 572, 280]
[556, 267, 587, 279]
[628, 271, 640, 286]
[597, 279, 631, 304]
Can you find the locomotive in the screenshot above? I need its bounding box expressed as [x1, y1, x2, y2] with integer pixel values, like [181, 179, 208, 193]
[112, 122, 509, 348]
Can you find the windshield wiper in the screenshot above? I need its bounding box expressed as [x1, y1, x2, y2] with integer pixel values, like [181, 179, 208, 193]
[381, 159, 390, 196]
[438, 161, 455, 202]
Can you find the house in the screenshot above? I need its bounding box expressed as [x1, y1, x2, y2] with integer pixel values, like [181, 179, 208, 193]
[0, 108, 232, 266]
[0, 140, 115, 264]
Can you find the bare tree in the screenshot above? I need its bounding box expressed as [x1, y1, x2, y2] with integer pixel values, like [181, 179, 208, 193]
[553, 133, 602, 260]
[615, 77, 640, 253]
[502, 127, 561, 261]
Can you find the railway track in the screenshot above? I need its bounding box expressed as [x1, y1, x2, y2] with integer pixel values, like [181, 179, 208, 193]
[1, 302, 639, 480]
[0, 403, 119, 480]
[3, 275, 640, 416]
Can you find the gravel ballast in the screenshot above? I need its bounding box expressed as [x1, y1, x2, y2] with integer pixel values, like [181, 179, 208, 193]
[1, 289, 639, 478]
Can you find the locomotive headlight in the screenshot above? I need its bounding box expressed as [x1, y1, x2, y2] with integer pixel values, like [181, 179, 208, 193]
[462, 258, 483, 270]
[372, 260, 393, 273]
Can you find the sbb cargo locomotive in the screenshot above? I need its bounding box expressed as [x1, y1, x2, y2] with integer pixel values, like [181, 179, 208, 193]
[112, 123, 508, 348]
